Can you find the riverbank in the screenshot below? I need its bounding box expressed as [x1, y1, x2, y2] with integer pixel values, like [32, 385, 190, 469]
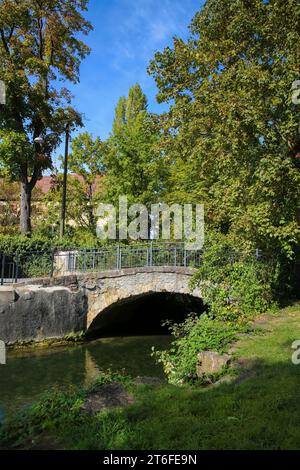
[0, 335, 171, 420]
[6, 331, 86, 352]
[1, 303, 300, 450]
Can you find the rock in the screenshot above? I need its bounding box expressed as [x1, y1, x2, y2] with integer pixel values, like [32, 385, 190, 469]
[134, 376, 164, 385]
[85, 283, 96, 291]
[81, 382, 134, 416]
[196, 351, 231, 377]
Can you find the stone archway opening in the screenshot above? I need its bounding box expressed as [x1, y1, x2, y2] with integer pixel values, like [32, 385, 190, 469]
[86, 292, 206, 339]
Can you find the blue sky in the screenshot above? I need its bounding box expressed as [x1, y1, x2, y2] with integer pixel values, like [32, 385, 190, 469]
[65, 0, 202, 143]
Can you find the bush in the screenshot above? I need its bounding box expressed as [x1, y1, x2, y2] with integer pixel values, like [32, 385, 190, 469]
[152, 313, 245, 385]
[0, 370, 130, 450]
[0, 232, 112, 255]
[191, 233, 275, 322]
[0, 234, 54, 254]
[153, 233, 276, 385]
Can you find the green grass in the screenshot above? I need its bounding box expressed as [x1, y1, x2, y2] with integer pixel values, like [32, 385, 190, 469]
[2, 303, 300, 450]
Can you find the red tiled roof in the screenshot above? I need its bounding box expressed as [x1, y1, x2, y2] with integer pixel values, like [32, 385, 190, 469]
[1, 174, 103, 196]
[37, 174, 103, 194]
[36, 176, 53, 194]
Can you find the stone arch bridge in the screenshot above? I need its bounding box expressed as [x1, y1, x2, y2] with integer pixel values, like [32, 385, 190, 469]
[0, 267, 202, 344]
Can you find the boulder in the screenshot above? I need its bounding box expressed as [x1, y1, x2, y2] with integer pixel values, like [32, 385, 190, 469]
[81, 382, 134, 415]
[196, 351, 231, 377]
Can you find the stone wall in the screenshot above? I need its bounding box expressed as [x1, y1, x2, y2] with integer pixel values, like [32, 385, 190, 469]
[0, 285, 87, 345]
[0, 267, 200, 344]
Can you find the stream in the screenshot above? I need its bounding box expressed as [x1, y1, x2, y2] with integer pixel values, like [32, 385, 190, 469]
[0, 335, 171, 420]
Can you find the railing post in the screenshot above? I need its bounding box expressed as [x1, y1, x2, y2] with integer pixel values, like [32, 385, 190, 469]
[149, 242, 153, 267]
[116, 245, 120, 271]
[183, 248, 187, 267]
[11, 259, 15, 283]
[1, 253, 5, 286]
[15, 254, 19, 283]
[50, 250, 55, 278]
[116, 246, 120, 270]
[83, 250, 87, 272]
[174, 246, 177, 267]
[146, 245, 152, 267]
[119, 247, 122, 270]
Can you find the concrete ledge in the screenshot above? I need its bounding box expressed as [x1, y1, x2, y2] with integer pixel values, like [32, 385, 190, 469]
[0, 286, 17, 306]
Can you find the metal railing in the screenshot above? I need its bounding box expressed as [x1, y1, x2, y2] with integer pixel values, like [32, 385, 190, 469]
[0, 243, 202, 285]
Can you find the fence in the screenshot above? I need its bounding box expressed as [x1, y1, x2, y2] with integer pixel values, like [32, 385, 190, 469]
[0, 243, 203, 285]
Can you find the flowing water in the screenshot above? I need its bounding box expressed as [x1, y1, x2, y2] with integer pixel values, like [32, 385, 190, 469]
[0, 335, 171, 421]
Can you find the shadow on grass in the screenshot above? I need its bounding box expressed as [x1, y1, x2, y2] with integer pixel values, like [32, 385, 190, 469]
[119, 358, 300, 450]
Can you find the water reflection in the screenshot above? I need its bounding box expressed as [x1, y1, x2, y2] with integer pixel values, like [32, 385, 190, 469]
[0, 335, 171, 419]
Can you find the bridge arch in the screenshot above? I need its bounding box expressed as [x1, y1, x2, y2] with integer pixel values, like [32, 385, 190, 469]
[1, 266, 204, 344]
[84, 267, 202, 334]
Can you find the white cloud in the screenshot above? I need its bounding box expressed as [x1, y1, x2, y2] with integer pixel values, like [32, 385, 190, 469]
[108, 0, 198, 70]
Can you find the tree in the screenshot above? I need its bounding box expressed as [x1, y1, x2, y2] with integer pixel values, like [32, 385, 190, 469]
[42, 131, 105, 235]
[0, 177, 20, 233]
[68, 131, 105, 230]
[104, 84, 165, 208]
[149, 0, 300, 257]
[0, 175, 44, 233]
[0, 0, 92, 234]
[42, 173, 103, 235]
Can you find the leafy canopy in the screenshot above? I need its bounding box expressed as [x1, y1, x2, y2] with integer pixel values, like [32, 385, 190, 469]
[149, 0, 300, 257]
[0, 0, 92, 182]
[104, 83, 166, 207]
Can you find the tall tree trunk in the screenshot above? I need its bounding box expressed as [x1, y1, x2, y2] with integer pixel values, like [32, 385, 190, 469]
[20, 181, 32, 234]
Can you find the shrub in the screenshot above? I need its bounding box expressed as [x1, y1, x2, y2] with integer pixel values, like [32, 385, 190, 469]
[152, 313, 245, 385]
[191, 233, 275, 322]
[153, 233, 276, 384]
[0, 234, 55, 254]
[0, 233, 112, 256]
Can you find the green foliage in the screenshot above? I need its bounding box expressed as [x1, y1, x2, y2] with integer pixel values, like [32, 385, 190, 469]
[68, 132, 105, 184]
[0, 233, 109, 255]
[0, 234, 54, 254]
[149, 0, 300, 256]
[41, 174, 104, 235]
[153, 313, 244, 385]
[86, 369, 130, 392]
[0, 179, 21, 233]
[0, 0, 92, 232]
[154, 235, 275, 384]
[104, 83, 166, 208]
[0, 235, 56, 277]
[0, 131, 33, 180]
[192, 234, 275, 323]
[63, 331, 86, 343]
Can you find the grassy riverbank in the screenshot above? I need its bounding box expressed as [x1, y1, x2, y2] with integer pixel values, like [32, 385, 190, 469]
[1, 303, 300, 450]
